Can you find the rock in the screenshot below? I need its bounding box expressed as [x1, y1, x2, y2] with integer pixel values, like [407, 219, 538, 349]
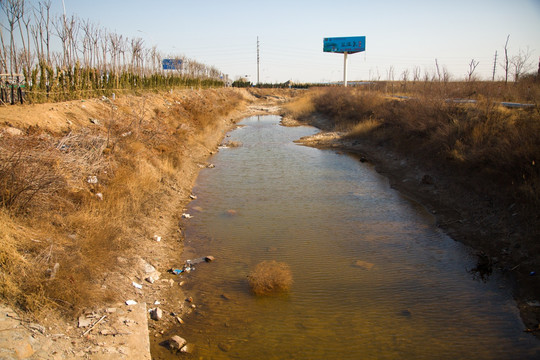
[150, 307, 163, 321]
[106, 308, 117, 313]
[180, 343, 195, 353]
[4, 127, 23, 136]
[398, 309, 412, 317]
[205, 255, 215, 262]
[218, 342, 232, 352]
[78, 316, 93, 328]
[353, 260, 375, 270]
[167, 335, 187, 350]
[89, 118, 100, 125]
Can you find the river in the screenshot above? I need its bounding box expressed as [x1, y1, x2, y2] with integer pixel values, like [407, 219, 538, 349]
[157, 115, 540, 359]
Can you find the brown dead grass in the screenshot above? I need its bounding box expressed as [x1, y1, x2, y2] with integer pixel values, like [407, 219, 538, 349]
[248, 260, 293, 296]
[308, 84, 540, 207]
[0, 88, 252, 318]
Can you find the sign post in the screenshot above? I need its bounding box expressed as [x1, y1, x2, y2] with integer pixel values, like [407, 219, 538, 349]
[323, 36, 365, 87]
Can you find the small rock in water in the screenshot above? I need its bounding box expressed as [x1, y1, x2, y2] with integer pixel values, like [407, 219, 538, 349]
[353, 260, 375, 270]
[398, 309, 412, 317]
[167, 335, 187, 350]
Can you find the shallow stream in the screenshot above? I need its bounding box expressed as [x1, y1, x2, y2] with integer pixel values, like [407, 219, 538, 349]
[159, 115, 540, 359]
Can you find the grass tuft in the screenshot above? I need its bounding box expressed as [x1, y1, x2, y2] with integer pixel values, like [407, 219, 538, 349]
[248, 260, 293, 296]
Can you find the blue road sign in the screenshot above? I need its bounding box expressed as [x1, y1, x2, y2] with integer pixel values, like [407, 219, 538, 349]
[323, 36, 366, 54]
[162, 59, 183, 70]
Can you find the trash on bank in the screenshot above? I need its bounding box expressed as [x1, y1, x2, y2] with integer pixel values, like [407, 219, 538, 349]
[169, 255, 215, 275]
[125, 300, 137, 306]
[153, 235, 161, 242]
[182, 213, 193, 219]
[132, 281, 143, 289]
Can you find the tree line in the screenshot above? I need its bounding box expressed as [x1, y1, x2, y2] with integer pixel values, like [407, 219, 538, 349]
[0, 0, 226, 104]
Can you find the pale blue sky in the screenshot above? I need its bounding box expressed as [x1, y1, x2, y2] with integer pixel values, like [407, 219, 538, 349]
[13, 0, 540, 82]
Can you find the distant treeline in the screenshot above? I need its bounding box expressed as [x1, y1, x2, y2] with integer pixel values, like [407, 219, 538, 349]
[232, 80, 324, 89]
[0, 0, 226, 104]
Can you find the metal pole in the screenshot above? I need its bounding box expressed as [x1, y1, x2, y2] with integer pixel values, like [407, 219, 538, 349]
[343, 51, 348, 87]
[257, 36, 260, 85]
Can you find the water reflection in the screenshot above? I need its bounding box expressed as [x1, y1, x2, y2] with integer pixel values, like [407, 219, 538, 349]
[153, 115, 540, 360]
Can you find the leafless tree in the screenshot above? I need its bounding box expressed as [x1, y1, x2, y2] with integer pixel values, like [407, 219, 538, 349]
[467, 59, 479, 82]
[109, 32, 122, 75]
[130, 37, 144, 76]
[412, 66, 421, 83]
[501, 35, 510, 84]
[510, 47, 533, 82]
[2, 0, 24, 75]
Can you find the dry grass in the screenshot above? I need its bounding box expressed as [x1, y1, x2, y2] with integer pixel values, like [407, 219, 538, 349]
[0, 88, 251, 318]
[281, 89, 320, 120]
[304, 83, 540, 207]
[248, 260, 293, 296]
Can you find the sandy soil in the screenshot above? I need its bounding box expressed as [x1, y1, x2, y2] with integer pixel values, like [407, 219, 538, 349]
[282, 114, 540, 338]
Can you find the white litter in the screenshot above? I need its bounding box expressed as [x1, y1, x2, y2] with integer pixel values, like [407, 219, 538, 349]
[182, 213, 193, 219]
[132, 282, 143, 289]
[125, 300, 137, 306]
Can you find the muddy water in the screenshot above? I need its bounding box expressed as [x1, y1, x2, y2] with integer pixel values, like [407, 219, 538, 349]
[162, 115, 540, 359]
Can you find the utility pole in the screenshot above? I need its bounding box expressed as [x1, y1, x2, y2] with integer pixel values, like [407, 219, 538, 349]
[257, 36, 260, 85]
[492, 50, 497, 81]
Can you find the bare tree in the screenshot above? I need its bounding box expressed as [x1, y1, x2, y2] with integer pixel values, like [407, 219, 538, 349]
[2, 0, 24, 75]
[412, 66, 421, 83]
[467, 59, 480, 82]
[510, 47, 533, 82]
[501, 35, 510, 84]
[435, 58, 442, 82]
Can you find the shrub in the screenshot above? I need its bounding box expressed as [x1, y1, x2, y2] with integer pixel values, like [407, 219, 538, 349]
[248, 260, 293, 296]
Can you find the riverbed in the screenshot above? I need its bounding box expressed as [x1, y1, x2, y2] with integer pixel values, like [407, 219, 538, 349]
[158, 115, 540, 359]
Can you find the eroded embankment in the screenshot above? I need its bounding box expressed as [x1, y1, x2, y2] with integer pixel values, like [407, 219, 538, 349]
[0, 88, 293, 359]
[282, 111, 540, 337]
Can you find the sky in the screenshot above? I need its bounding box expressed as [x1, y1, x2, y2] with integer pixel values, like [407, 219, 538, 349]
[7, 0, 540, 83]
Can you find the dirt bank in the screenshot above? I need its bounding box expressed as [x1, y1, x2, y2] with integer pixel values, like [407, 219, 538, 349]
[282, 113, 540, 337]
[0, 88, 293, 359]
